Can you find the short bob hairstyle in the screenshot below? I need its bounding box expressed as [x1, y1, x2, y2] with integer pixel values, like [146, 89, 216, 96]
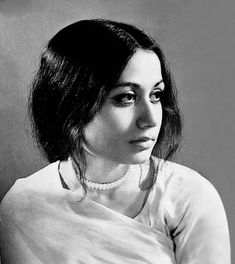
[29, 19, 182, 190]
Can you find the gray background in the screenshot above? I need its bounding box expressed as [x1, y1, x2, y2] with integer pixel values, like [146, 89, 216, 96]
[0, 0, 234, 259]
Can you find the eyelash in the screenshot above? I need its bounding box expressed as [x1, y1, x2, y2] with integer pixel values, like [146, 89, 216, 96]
[112, 90, 164, 107]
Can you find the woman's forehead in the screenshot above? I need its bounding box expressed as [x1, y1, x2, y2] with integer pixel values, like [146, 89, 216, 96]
[117, 49, 162, 87]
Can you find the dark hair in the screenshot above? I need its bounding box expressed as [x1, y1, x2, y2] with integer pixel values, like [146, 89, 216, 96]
[28, 18, 182, 191]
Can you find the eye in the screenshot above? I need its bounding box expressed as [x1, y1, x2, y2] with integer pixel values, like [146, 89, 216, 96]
[111, 92, 136, 106]
[150, 89, 164, 103]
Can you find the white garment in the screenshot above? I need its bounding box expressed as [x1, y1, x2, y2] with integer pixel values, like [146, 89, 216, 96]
[0, 158, 231, 263]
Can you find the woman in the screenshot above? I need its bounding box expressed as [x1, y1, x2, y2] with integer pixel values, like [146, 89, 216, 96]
[0, 19, 230, 263]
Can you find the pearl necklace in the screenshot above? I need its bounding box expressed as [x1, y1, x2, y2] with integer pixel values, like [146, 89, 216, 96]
[84, 166, 133, 191]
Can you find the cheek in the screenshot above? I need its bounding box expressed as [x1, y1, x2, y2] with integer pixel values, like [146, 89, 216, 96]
[148, 102, 163, 128]
[98, 104, 136, 136]
[159, 104, 163, 124]
[84, 109, 134, 145]
[107, 108, 135, 134]
[84, 119, 106, 146]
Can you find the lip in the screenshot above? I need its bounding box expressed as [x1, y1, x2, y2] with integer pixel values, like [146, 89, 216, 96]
[129, 137, 154, 143]
[129, 137, 155, 150]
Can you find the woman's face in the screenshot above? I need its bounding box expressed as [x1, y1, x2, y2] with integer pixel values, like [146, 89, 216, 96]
[84, 49, 164, 164]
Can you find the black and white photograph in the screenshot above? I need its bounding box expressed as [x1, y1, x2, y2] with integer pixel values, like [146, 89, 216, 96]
[0, 0, 234, 263]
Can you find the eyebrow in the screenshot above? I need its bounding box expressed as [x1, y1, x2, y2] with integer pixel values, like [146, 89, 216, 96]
[113, 79, 164, 90]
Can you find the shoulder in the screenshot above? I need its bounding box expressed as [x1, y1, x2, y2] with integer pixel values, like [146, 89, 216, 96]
[151, 156, 218, 198]
[3, 161, 61, 198]
[150, 158, 230, 262]
[151, 157, 226, 227]
[151, 156, 225, 218]
[0, 161, 61, 222]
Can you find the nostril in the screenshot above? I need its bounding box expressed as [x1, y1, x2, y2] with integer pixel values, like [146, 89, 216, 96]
[136, 116, 157, 129]
[136, 103, 162, 129]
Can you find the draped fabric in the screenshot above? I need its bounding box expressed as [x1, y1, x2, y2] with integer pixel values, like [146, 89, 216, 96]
[0, 158, 230, 263]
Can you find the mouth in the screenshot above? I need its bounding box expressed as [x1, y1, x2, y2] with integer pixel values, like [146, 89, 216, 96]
[129, 137, 155, 150]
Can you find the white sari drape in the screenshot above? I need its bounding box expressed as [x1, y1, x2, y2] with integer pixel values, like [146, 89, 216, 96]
[0, 188, 175, 263]
[0, 159, 230, 263]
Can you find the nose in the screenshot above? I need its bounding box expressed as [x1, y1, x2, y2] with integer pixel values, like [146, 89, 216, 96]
[136, 100, 161, 129]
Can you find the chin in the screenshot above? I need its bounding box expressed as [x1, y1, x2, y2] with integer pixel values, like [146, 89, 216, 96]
[124, 149, 153, 165]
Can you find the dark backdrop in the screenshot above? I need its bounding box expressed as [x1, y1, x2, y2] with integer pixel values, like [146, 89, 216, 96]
[0, 0, 234, 259]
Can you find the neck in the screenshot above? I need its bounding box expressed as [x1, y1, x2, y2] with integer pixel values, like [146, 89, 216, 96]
[84, 151, 129, 184]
